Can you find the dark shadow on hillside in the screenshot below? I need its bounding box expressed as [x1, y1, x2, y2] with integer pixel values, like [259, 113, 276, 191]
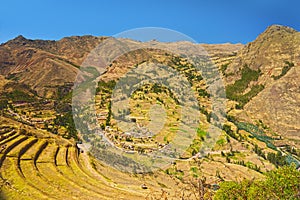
[0, 191, 6, 200]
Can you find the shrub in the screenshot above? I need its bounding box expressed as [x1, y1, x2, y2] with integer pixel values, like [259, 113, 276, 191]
[214, 165, 300, 200]
[272, 61, 294, 80]
[225, 65, 263, 108]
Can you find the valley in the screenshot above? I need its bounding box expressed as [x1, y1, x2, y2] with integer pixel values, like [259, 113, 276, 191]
[0, 25, 300, 199]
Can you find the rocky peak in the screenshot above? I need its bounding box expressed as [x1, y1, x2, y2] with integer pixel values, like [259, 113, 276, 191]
[263, 24, 297, 35]
[227, 25, 299, 72]
[255, 25, 297, 43]
[5, 35, 29, 46]
[14, 35, 27, 41]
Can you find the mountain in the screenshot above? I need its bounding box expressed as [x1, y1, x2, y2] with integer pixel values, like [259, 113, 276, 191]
[225, 25, 300, 147]
[0, 25, 300, 199]
[0, 35, 242, 99]
[0, 35, 107, 98]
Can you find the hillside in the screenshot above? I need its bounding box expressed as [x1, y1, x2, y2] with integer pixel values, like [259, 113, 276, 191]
[0, 35, 242, 99]
[225, 25, 300, 148]
[0, 35, 107, 98]
[0, 25, 300, 199]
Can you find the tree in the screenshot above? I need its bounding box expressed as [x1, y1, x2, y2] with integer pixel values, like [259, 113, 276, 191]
[0, 100, 8, 110]
[214, 180, 250, 200]
[214, 165, 300, 200]
[105, 101, 112, 126]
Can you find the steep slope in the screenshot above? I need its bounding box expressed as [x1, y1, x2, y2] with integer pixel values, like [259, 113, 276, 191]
[226, 25, 300, 147]
[1, 26, 300, 199]
[0, 35, 242, 98]
[0, 115, 266, 200]
[0, 35, 107, 98]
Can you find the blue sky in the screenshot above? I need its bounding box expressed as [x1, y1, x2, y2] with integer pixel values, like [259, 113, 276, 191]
[1, 0, 300, 44]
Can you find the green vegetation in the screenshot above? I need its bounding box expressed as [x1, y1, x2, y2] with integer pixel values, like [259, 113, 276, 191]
[57, 83, 73, 100]
[199, 106, 212, 123]
[54, 111, 78, 139]
[56, 57, 80, 69]
[145, 83, 180, 104]
[236, 84, 265, 109]
[220, 63, 229, 76]
[97, 80, 116, 93]
[272, 61, 294, 80]
[6, 73, 19, 81]
[229, 119, 269, 143]
[226, 65, 263, 108]
[171, 56, 204, 83]
[187, 138, 202, 156]
[236, 122, 276, 150]
[216, 138, 226, 146]
[253, 144, 288, 167]
[266, 151, 288, 167]
[222, 124, 240, 141]
[285, 146, 300, 157]
[6, 90, 36, 102]
[165, 166, 185, 180]
[214, 165, 300, 200]
[253, 144, 266, 159]
[232, 160, 261, 172]
[223, 115, 299, 168]
[233, 121, 300, 168]
[226, 65, 261, 96]
[5, 36, 300, 199]
[105, 101, 112, 126]
[0, 100, 8, 110]
[198, 88, 210, 98]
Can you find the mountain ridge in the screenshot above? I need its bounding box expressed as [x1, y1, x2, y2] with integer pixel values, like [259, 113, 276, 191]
[0, 24, 300, 199]
[0, 34, 243, 98]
